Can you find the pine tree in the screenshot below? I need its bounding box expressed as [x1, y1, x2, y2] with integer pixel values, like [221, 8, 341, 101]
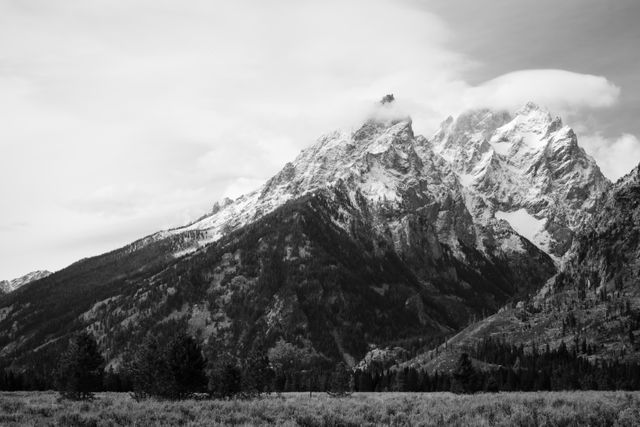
[129, 331, 206, 400]
[55, 331, 104, 400]
[327, 362, 352, 397]
[165, 333, 207, 399]
[451, 353, 478, 394]
[129, 334, 171, 400]
[392, 368, 407, 392]
[205, 335, 243, 398]
[217, 362, 242, 398]
[241, 344, 273, 396]
[406, 367, 420, 392]
[484, 371, 499, 392]
[356, 370, 373, 392]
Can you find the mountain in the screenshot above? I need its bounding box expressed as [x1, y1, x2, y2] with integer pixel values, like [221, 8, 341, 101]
[0, 270, 51, 294]
[0, 100, 608, 377]
[430, 102, 610, 259]
[398, 163, 640, 373]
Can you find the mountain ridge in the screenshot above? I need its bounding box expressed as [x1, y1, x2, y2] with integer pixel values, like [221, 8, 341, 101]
[0, 100, 617, 378]
[0, 270, 51, 294]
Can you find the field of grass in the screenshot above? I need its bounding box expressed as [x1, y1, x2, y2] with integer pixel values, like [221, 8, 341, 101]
[1, 391, 640, 426]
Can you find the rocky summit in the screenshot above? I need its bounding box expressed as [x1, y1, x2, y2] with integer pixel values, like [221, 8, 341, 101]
[0, 270, 51, 295]
[431, 102, 609, 259]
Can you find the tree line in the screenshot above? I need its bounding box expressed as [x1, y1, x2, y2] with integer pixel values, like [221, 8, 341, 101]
[0, 331, 351, 400]
[3, 332, 640, 399]
[354, 337, 640, 393]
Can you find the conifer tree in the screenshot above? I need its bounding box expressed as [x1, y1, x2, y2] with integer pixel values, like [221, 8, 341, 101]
[241, 344, 273, 396]
[327, 362, 352, 397]
[217, 362, 242, 398]
[165, 333, 207, 399]
[129, 334, 172, 399]
[206, 338, 242, 398]
[56, 331, 104, 400]
[129, 332, 206, 400]
[356, 370, 373, 392]
[451, 353, 478, 394]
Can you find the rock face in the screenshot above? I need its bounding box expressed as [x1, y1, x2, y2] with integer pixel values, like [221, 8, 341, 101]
[0, 101, 610, 374]
[431, 103, 610, 259]
[0, 270, 51, 294]
[402, 163, 640, 372]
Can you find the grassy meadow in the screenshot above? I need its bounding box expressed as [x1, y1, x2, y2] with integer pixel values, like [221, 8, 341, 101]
[1, 391, 640, 426]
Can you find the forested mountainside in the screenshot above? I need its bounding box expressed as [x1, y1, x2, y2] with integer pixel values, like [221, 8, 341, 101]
[0, 100, 614, 382]
[0, 186, 553, 377]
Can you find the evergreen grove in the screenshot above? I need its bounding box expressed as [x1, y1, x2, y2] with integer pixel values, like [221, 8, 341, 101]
[2, 332, 640, 398]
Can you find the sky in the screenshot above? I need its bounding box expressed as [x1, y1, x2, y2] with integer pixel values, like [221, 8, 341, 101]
[1, 0, 639, 279]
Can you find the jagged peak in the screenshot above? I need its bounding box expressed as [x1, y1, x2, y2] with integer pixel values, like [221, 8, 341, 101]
[454, 108, 511, 130]
[487, 102, 564, 141]
[616, 161, 640, 186]
[354, 116, 413, 143]
[380, 93, 395, 105]
[432, 108, 510, 150]
[440, 115, 454, 128]
[517, 101, 546, 114]
[362, 94, 412, 130]
[512, 102, 562, 128]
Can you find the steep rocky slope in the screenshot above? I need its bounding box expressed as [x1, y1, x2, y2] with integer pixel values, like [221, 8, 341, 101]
[400, 164, 640, 373]
[430, 103, 610, 259]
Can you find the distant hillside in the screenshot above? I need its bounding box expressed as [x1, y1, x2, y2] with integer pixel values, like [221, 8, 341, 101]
[0, 270, 51, 294]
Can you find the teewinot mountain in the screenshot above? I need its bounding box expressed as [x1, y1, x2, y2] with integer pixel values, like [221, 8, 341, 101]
[0, 100, 622, 377]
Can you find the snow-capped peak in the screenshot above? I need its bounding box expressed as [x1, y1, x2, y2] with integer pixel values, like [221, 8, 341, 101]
[516, 101, 550, 116]
[161, 108, 478, 260]
[143, 100, 609, 265]
[430, 102, 610, 259]
[491, 102, 563, 155]
[169, 115, 415, 238]
[431, 108, 511, 175]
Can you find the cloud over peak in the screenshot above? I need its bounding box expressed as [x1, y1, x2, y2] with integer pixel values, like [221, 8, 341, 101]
[465, 69, 620, 113]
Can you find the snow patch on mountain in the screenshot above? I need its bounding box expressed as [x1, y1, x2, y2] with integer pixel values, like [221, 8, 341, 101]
[495, 209, 545, 245]
[495, 208, 555, 256]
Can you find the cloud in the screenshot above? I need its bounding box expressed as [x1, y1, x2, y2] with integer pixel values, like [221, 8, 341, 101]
[409, 69, 622, 128]
[466, 69, 620, 112]
[0, 221, 29, 232]
[580, 133, 640, 181]
[363, 69, 621, 137]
